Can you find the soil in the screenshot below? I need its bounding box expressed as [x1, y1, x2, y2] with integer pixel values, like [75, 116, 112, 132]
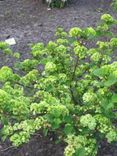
[0, 132, 65, 156]
[0, 0, 117, 155]
[0, 0, 116, 52]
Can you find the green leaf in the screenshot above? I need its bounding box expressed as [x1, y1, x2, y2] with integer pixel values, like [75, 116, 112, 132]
[111, 94, 117, 103]
[43, 128, 48, 136]
[75, 148, 86, 156]
[101, 99, 114, 110]
[93, 68, 106, 77]
[106, 103, 114, 110]
[64, 123, 74, 135]
[51, 118, 62, 129]
[104, 74, 117, 87]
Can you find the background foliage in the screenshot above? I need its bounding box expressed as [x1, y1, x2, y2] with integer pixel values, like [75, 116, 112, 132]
[44, 0, 117, 9]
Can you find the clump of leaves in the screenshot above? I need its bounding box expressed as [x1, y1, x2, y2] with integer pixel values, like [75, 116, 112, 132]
[0, 14, 117, 155]
[43, 0, 67, 8]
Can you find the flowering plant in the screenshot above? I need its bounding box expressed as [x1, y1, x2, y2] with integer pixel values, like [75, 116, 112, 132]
[0, 14, 117, 156]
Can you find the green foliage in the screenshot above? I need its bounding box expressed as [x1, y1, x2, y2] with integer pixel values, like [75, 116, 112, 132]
[0, 14, 117, 156]
[43, 0, 117, 9]
[43, 0, 67, 8]
[112, 0, 117, 11]
[0, 42, 9, 50]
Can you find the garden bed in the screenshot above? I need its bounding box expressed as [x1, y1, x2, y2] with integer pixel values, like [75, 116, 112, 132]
[0, 0, 117, 156]
[0, 0, 116, 53]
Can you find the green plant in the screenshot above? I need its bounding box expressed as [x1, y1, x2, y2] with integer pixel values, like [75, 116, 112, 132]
[43, 0, 67, 8]
[43, 0, 117, 9]
[112, 0, 117, 11]
[0, 14, 117, 155]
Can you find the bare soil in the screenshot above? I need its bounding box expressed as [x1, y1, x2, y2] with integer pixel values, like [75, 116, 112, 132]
[0, 0, 117, 155]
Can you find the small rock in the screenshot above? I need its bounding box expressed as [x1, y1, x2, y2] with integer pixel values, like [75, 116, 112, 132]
[47, 8, 51, 11]
[5, 38, 16, 45]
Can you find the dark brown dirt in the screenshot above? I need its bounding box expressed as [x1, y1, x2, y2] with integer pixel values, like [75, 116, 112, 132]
[0, 0, 116, 52]
[0, 0, 117, 156]
[0, 132, 65, 156]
